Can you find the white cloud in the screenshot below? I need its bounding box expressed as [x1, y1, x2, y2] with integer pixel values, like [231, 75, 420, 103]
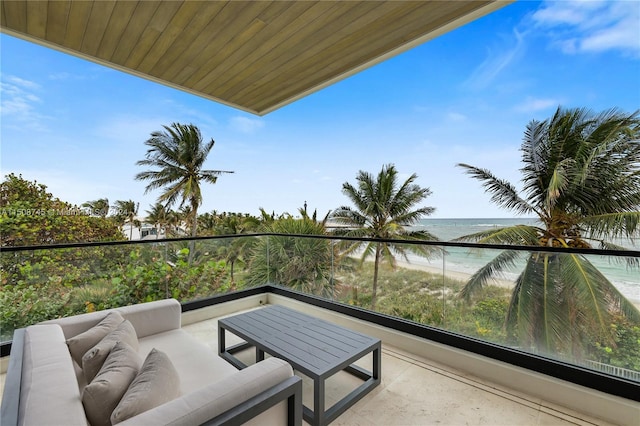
[158, 99, 219, 131]
[446, 112, 467, 122]
[514, 97, 560, 113]
[6, 75, 41, 89]
[532, 1, 640, 56]
[463, 29, 526, 90]
[96, 115, 170, 146]
[48, 72, 72, 80]
[532, 0, 606, 27]
[229, 116, 265, 134]
[0, 75, 49, 131]
[47, 71, 95, 81]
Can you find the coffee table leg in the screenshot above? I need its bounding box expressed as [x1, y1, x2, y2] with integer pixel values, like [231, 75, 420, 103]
[218, 325, 226, 355]
[314, 376, 326, 426]
[374, 344, 381, 380]
[256, 347, 265, 362]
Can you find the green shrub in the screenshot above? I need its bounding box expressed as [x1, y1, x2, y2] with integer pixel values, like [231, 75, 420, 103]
[112, 248, 229, 305]
[590, 317, 640, 371]
[0, 283, 75, 340]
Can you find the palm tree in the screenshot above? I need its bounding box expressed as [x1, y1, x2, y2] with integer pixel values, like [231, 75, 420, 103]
[298, 205, 331, 225]
[113, 200, 139, 240]
[246, 215, 334, 295]
[176, 205, 194, 236]
[456, 107, 640, 356]
[135, 123, 233, 239]
[197, 211, 219, 236]
[331, 164, 439, 309]
[145, 202, 170, 239]
[82, 198, 109, 218]
[165, 209, 185, 237]
[213, 213, 261, 284]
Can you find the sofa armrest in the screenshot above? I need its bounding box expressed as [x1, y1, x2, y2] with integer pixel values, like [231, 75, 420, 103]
[202, 375, 302, 426]
[1, 329, 25, 426]
[117, 358, 302, 426]
[2, 325, 87, 426]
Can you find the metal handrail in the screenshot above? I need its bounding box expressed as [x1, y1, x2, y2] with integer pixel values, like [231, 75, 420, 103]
[3, 232, 639, 258]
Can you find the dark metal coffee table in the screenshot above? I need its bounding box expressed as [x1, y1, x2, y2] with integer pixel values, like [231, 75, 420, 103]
[218, 305, 381, 426]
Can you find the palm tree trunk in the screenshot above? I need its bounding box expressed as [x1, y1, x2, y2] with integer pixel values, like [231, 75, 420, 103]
[191, 209, 198, 237]
[187, 202, 198, 264]
[371, 243, 381, 310]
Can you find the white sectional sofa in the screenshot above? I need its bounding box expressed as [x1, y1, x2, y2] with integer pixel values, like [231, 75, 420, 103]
[1, 299, 302, 426]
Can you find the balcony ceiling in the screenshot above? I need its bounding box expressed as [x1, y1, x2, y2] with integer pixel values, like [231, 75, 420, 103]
[1, 1, 509, 115]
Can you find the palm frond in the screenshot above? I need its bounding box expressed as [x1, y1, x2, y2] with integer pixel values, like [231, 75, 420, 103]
[560, 253, 610, 331]
[392, 206, 436, 226]
[359, 242, 377, 265]
[390, 230, 442, 258]
[330, 206, 368, 230]
[508, 253, 571, 352]
[334, 239, 367, 257]
[457, 164, 535, 215]
[521, 118, 553, 209]
[580, 211, 640, 240]
[400, 229, 439, 241]
[454, 225, 541, 245]
[590, 239, 640, 268]
[558, 252, 640, 336]
[459, 250, 522, 301]
[521, 118, 549, 177]
[545, 158, 573, 210]
[379, 243, 397, 269]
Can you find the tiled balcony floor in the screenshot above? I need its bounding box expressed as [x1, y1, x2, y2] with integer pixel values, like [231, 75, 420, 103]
[183, 308, 614, 426]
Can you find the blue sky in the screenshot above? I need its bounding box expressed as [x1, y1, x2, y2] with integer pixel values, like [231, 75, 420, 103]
[1, 0, 639, 219]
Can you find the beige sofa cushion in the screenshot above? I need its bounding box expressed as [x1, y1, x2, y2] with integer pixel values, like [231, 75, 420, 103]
[66, 311, 124, 365]
[82, 320, 139, 382]
[82, 342, 141, 426]
[137, 329, 238, 394]
[111, 348, 180, 424]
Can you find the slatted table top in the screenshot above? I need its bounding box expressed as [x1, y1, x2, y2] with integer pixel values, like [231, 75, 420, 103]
[218, 304, 380, 378]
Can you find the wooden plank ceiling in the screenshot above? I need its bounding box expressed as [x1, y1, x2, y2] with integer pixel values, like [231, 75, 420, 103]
[1, 1, 509, 115]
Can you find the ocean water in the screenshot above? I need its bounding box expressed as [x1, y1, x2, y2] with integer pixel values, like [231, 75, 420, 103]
[409, 218, 640, 304]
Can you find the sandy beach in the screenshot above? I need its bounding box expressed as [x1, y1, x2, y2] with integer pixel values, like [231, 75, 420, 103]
[394, 257, 516, 289]
[393, 257, 640, 310]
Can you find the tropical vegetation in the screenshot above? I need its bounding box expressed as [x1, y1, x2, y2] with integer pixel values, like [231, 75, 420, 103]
[331, 164, 439, 308]
[144, 202, 170, 239]
[245, 209, 335, 295]
[456, 107, 640, 357]
[82, 198, 110, 218]
[0, 174, 124, 247]
[113, 199, 139, 240]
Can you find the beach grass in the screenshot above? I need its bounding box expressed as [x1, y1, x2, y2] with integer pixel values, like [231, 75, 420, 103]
[330, 260, 514, 344]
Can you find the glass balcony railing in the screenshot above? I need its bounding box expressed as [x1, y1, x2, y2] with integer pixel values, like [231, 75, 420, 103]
[2, 234, 639, 384]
